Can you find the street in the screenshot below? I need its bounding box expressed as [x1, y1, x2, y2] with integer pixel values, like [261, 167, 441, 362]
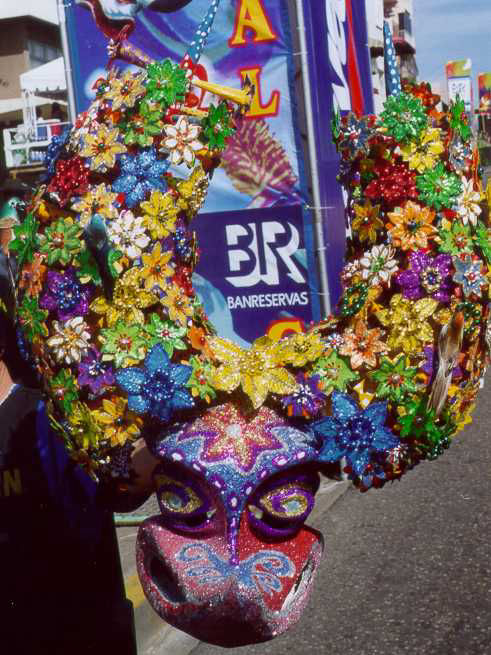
[190, 376, 491, 655]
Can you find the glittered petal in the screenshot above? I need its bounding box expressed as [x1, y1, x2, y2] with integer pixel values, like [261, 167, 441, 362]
[348, 450, 371, 476]
[312, 417, 340, 440]
[172, 389, 194, 410]
[364, 401, 388, 428]
[128, 394, 149, 414]
[372, 427, 399, 452]
[319, 440, 345, 463]
[115, 367, 145, 393]
[145, 344, 169, 373]
[170, 364, 192, 386]
[331, 392, 359, 421]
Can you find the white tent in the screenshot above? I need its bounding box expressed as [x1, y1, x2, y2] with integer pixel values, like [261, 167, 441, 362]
[0, 95, 66, 122]
[20, 57, 67, 95]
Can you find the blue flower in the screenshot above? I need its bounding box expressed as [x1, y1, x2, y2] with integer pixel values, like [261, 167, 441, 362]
[43, 126, 72, 180]
[452, 255, 486, 297]
[312, 392, 399, 477]
[112, 147, 169, 208]
[115, 344, 194, 422]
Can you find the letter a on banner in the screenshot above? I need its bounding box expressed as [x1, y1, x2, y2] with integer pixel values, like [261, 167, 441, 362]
[229, 0, 277, 46]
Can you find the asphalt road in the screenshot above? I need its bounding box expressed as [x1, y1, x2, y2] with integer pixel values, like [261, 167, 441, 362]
[191, 378, 491, 655]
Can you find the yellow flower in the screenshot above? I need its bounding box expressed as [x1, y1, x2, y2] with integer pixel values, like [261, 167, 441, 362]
[104, 70, 146, 111]
[93, 397, 143, 447]
[141, 242, 174, 291]
[386, 201, 437, 251]
[90, 267, 158, 326]
[209, 336, 298, 409]
[160, 283, 194, 326]
[67, 402, 105, 451]
[277, 332, 325, 367]
[376, 293, 438, 352]
[177, 166, 210, 219]
[351, 200, 384, 243]
[400, 128, 445, 173]
[71, 183, 119, 226]
[80, 124, 126, 172]
[140, 191, 179, 240]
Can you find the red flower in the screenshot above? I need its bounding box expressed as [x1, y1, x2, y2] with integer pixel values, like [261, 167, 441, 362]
[47, 156, 90, 206]
[365, 161, 418, 207]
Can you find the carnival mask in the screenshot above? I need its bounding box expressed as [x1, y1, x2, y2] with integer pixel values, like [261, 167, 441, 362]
[16, 4, 489, 647]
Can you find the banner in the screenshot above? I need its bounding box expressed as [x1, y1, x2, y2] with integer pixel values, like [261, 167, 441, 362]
[478, 72, 491, 115]
[65, 0, 320, 344]
[446, 59, 473, 114]
[301, 0, 374, 308]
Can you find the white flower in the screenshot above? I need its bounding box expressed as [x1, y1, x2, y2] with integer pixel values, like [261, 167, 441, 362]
[47, 316, 91, 365]
[457, 177, 482, 227]
[360, 244, 398, 286]
[107, 209, 150, 259]
[161, 116, 202, 167]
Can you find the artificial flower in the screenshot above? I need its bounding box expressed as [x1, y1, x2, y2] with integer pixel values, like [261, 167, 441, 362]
[312, 351, 359, 392]
[67, 402, 104, 450]
[438, 220, 474, 255]
[120, 100, 163, 147]
[452, 255, 487, 297]
[335, 112, 375, 157]
[456, 177, 482, 227]
[376, 293, 438, 352]
[280, 373, 326, 418]
[47, 156, 90, 206]
[143, 314, 187, 356]
[351, 200, 384, 243]
[365, 162, 418, 207]
[144, 59, 188, 107]
[173, 226, 195, 264]
[140, 242, 173, 291]
[9, 213, 39, 265]
[277, 332, 326, 367]
[396, 250, 453, 303]
[160, 283, 194, 326]
[416, 163, 462, 210]
[39, 217, 82, 266]
[17, 295, 48, 341]
[339, 282, 369, 317]
[93, 397, 143, 447]
[161, 116, 202, 167]
[386, 200, 437, 250]
[475, 222, 491, 264]
[449, 97, 472, 142]
[80, 124, 126, 172]
[202, 102, 235, 151]
[176, 166, 210, 218]
[44, 127, 71, 179]
[71, 183, 119, 226]
[338, 319, 387, 369]
[100, 320, 147, 368]
[379, 92, 428, 142]
[90, 267, 158, 327]
[40, 268, 92, 321]
[448, 134, 472, 175]
[112, 147, 169, 208]
[47, 316, 91, 365]
[75, 248, 103, 286]
[104, 70, 146, 111]
[370, 355, 419, 402]
[77, 348, 115, 394]
[18, 253, 46, 297]
[359, 244, 398, 286]
[209, 336, 297, 409]
[186, 355, 216, 403]
[398, 397, 452, 450]
[115, 343, 194, 421]
[140, 190, 179, 240]
[107, 210, 150, 260]
[400, 127, 444, 173]
[50, 369, 79, 414]
[313, 392, 400, 476]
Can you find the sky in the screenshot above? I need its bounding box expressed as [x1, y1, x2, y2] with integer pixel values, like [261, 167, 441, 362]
[413, 0, 491, 106]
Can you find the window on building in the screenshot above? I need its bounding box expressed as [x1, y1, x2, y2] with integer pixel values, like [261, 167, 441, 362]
[398, 11, 412, 36]
[28, 39, 61, 69]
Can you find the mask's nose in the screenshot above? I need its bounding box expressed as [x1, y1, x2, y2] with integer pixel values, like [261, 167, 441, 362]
[136, 516, 324, 647]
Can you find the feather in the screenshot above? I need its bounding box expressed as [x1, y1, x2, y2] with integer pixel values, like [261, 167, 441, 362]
[427, 311, 464, 415]
[83, 214, 115, 299]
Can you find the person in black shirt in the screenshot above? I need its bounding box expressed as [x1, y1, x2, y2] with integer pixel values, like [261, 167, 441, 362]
[0, 312, 158, 654]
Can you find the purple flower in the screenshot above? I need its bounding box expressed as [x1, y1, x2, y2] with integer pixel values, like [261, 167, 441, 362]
[40, 268, 91, 321]
[78, 348, 115, 394]
[421, 346, 463, 383]
[281, 373, 326, 418]
[396, 250, 452, 302]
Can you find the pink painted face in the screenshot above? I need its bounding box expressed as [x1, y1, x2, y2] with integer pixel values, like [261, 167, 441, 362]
[137, 403, 325, 646]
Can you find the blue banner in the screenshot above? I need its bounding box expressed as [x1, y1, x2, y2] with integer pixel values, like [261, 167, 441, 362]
[302, 0, 374, 308]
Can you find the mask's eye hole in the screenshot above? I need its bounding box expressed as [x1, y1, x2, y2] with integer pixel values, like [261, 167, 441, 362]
[155, 473, 214, 532]
[248, 472, 319, 538]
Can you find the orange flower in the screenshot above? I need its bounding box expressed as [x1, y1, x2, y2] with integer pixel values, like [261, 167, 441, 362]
[351, 200, 384, 243]
[386, 200, 437, 250]
[339, 319, 387, 369]
[188, 325, 213, 359]
[19, 253, 47, 297]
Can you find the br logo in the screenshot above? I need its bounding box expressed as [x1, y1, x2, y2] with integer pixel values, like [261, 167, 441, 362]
[225, 220, 306, 288]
